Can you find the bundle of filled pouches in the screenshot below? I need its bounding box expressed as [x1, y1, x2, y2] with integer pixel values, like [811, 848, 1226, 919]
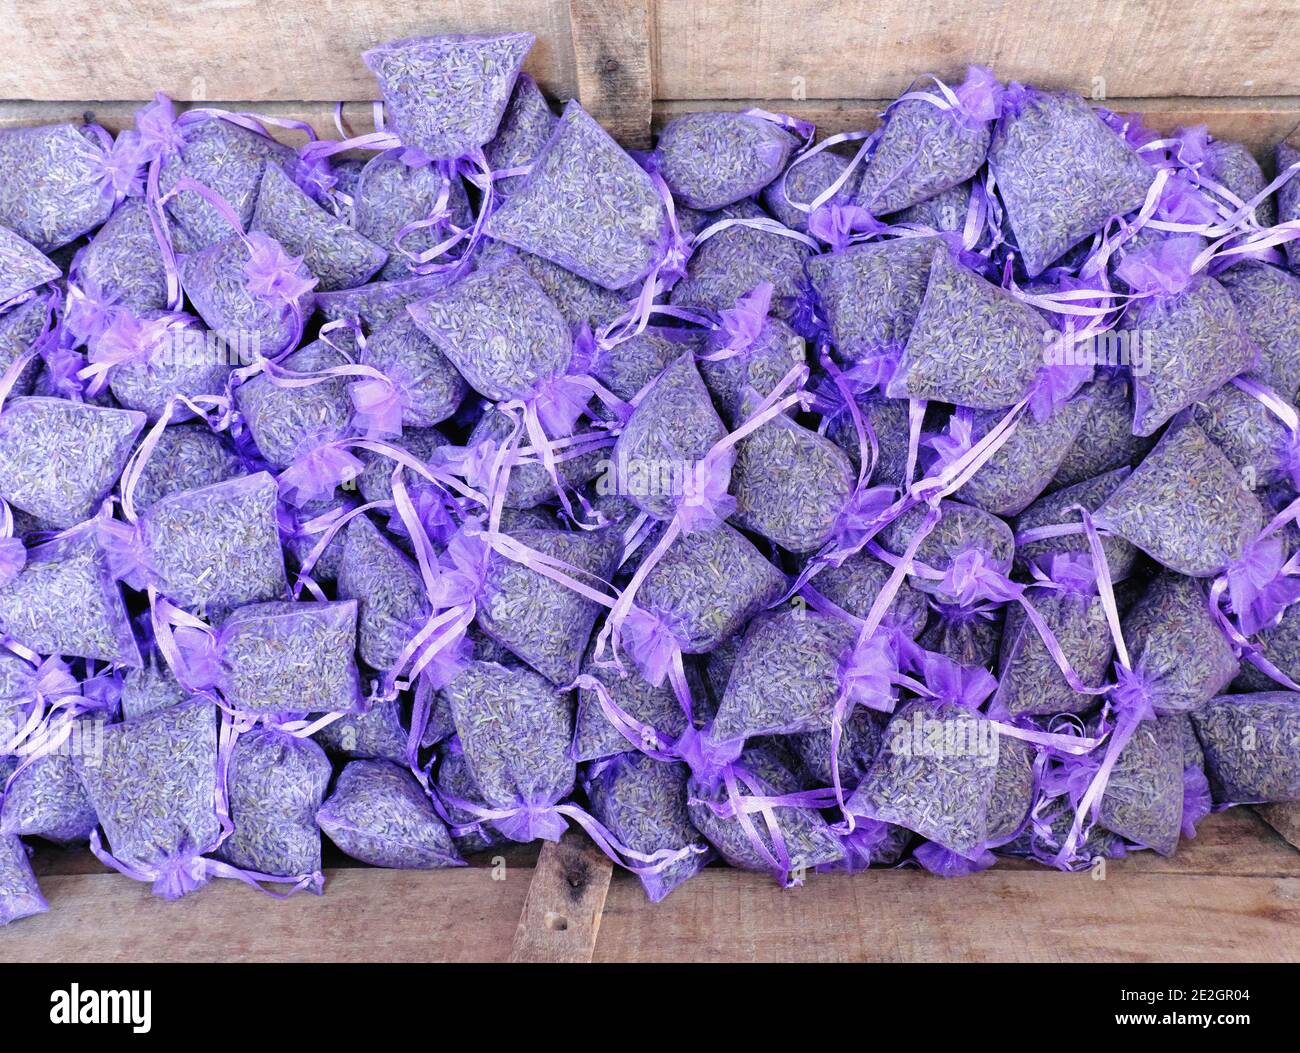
[3, 34, 1300, 926]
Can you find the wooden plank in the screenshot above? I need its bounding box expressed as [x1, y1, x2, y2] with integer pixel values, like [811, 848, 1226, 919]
[651, 0, 1300, 102]
[595, 869, 1300, 963]
[1256, 803, 1300, 852]
[0, 866, 530, 963]
[655, 97, 1300, 162]
[509, 833, 613, 962]
[0, 0, 578, 102]
[567, 0, 654, 149]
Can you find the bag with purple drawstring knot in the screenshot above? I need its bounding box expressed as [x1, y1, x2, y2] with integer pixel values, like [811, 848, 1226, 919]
[354, 314, 467, 433]
[487, 100, 675, 292]
[649, 110, 800, 212]
[465, 409, 606, 511]
[2, 712, 102, 844]
[0, 123, 134, 252]
[279, 494, 356, 589]
[250, 161, 388, 292]
[854, 66, 1003, 216]
[317, 758, 462, 868]
[1113, 236, 1259, 436]
[1192, 692, 1300, 805]
[697, 283, 807, 428]
[987, 85, 1154, 277]
[1173, 125, 1276, 229]
[1193, 377, 1299, 488]
[217, 725, 330, 890]
[158, 598, 362, 719]
[70, 199, 170, 321]
[432, 735, 506, 856]
[0, 531, 142, 667]
[584, 752, 712, 902]
[686, 743, 844, 886]
[764, 149, 860, 234]
[1218, 261, 1300, 404]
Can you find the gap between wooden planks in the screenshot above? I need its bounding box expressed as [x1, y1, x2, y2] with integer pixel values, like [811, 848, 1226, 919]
[3, 809, 1296, 963]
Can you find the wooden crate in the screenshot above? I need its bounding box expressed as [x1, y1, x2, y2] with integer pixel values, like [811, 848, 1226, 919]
[1, 0, 1298, 961]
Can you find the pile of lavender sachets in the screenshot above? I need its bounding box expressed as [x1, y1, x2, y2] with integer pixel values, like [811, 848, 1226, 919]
[3, 34, 1300, 926]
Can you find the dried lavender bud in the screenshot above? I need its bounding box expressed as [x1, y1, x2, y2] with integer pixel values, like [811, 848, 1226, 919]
[129, 424, 246, 517]
[315, 694, 408, 763]
[992, 589, 1114, 717]
[0, 298, 52, 400]
[364, 33, 533, 161]
[572, 643, 707, 763]
[119, 657, 188, 719]
[988, 87, 1152, 277]
[219, 727, 330, 878]
[700, 317, 805, 427]
[142, 472, 288, 611]
[0, 225, 59, 303]
[711, 609, 857, 741]
[808, 550, 929, 634]
[511, 247, 629, 332]
[313, 272, 451, 329]
[1193, 381, 1293, 486]
[848, 699, 1004, 857]
[824, 392, 913, 486]
[180, 233, 305, 360]
[431, 736, 502, 855]
[889, 247, 1046, 408]
[1014, 467, 1137, 579]
[444, 660, 575, 841]
[358, 314, 466, 427]
[487, 100, 671, 290]
[407, 255, 572, 401]
[317, 759, 461, 868]
[687, 744, 844, 875]
[1126, 274, 1256, 436]
[763, 150, 857, 233]
[1049, 374, 1154, 491]
[336, 513, 429, 674]
[485, 73, 556, 196]
[467, 406, 603, 509]
[1121, 572, 1241, 714]
[787, 707, 885, 788]
[75, 697, 220, 869]
[652, 112, 796, 211]
[879, 499, 1016, 595]
[1097, 423, 1264, 577]
[0, 397, 144, 527]
[97, 311, 231, 422]
[251, 162, 387, 292]
[596, 326, 704, 405]
[1098, 714, 1184, 855]
[354, 153, 472, 281]
[611, 351, 727, 521]
[1278, 140, 1300, 270]
[157, 116, 295, 253]
[0, 124, 115, 251]
[1193, 692, 1300, 803]
[478, 527, 620, 684]
[921, 603, 1005, 669]
[668, 199, 812, 322]
[585, 753, 710, 901]
[217, 600, 361, 716]
[0, 835, 46, 925]
[0, 535, 141, 665]
[75, 199, 169, 313]
[730, 388, 856, 553]
[0, 717, 100, 842]
[808, 236, 937, 364]
[639, 522, 787, 653]
[236, 340, 355, 468]
[856, 94, 992, 215]
[1219, 261, 1300, 402]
